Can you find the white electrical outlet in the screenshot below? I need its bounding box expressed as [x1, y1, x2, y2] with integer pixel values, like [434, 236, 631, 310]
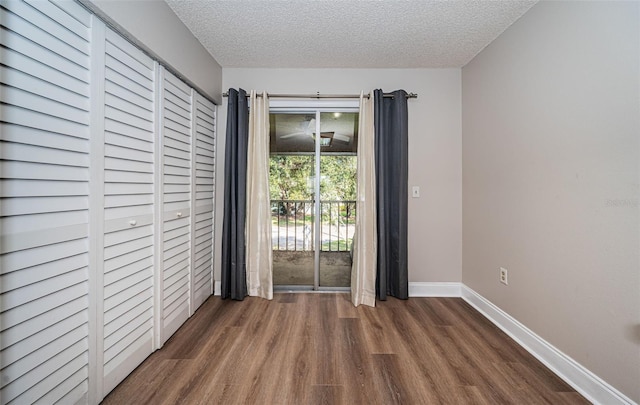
[499, 267, 508, 285]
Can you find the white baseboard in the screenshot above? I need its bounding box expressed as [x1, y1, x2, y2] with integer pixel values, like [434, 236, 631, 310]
[214, 280, 221, 296]
[461, 284, 635, 405]
[408, 281, 462, 297]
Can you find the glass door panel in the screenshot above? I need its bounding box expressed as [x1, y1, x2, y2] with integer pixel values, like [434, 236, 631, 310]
[269, 113, 316, 286]
[318, 112, 358, 288]
[269, 109, 358, 290]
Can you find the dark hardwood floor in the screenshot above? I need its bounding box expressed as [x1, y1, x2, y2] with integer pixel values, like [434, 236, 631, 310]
[102, 294, 589, 404]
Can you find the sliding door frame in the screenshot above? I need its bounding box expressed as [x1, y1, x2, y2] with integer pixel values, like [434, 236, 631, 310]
[270, 100, 358, 291]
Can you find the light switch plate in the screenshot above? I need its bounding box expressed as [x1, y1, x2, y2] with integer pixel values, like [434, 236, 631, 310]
[412, 186, 420, 198]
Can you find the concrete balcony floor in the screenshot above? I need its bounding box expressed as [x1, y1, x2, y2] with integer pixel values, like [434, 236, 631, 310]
[272, 250, 352, 287]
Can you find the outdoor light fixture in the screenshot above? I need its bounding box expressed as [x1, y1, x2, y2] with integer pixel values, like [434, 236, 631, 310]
[313, 132, 334, 147]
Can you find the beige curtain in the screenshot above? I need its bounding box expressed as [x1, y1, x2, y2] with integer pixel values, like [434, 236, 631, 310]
[246, 91, 273, 299]
[351, 92, 376, 307]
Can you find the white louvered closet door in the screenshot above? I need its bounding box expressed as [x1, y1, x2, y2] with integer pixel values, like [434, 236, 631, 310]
[101, 28, 156, 394]
[161, 70, 192, 343]
[0, 1, 93, 403]
[191, 93, 216, 310]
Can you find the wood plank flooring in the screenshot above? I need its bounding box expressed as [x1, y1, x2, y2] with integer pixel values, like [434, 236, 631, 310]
[102, 294, 589, 405]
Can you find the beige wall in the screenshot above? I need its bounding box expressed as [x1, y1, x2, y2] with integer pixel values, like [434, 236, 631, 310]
[214, 68, 462, 284]
[462, 1, 639, 401]
[84, 0, 638, 399]
[85, 0, 223, 103]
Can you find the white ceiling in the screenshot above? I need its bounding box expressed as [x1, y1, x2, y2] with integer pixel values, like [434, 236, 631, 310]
[165, 0, 537, 69]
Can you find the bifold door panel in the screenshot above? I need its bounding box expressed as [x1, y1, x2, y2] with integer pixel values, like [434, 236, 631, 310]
[0, 1, 93, 403]
[101, 28, 156, 395]
[161, 71, 192, 343]
[191, 96, 216, 310]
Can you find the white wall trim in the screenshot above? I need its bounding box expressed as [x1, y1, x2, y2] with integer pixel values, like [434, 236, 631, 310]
[461, 285, 636, 405]
[214, 280, 221, 296]
[408, 281, 462, 297]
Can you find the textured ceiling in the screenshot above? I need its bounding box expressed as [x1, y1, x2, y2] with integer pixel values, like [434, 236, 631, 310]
[165, 0, 537, 68]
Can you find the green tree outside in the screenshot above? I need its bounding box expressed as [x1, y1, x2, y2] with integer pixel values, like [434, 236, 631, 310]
[269, 155, 314, 200]
[269, 155, 356, 202]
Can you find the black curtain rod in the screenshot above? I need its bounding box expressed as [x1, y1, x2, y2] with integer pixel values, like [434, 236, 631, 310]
[221, 92, 417, 99]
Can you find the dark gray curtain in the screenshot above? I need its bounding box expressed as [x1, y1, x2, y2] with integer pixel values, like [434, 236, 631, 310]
[374, 89, 409, 300]
[221, 88, 249, 300]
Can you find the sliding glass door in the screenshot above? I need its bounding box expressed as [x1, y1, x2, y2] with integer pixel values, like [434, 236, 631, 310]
[269, 108, 358, 290]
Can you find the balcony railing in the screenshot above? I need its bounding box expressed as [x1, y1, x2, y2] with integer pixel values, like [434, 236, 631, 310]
[271, 200, 356, 252]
